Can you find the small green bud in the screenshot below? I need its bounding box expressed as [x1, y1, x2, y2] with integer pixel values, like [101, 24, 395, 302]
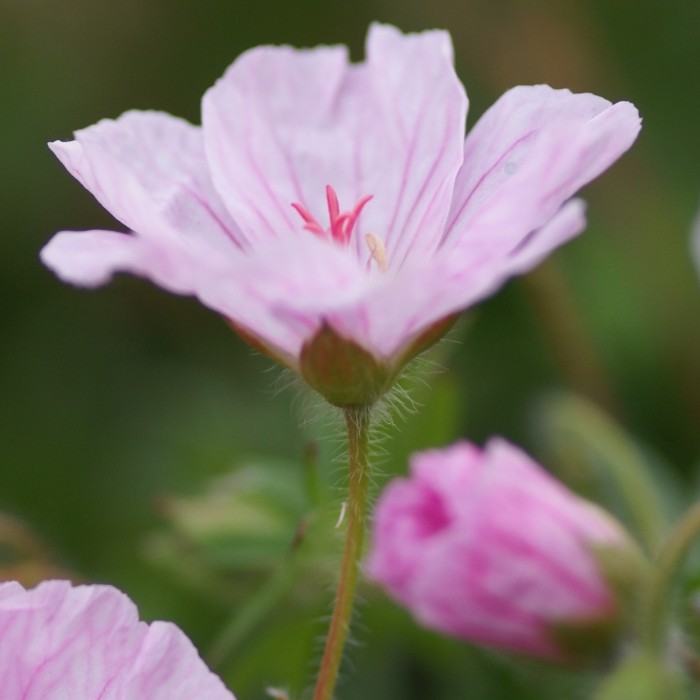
[299, 315, 458, 408]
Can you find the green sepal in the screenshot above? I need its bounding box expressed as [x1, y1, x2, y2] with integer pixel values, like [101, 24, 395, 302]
[225, 318, 298, 371]
[299, 322, 397, 407]
[299, 315, 459, 408]
[548, 540, 650, 664]
[393, 313, 459, 369]
[593, 653, 687, 700]
[548, 613, 623, 666]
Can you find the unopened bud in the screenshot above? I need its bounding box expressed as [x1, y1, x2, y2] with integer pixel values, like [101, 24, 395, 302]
[367, 438, 644, 662]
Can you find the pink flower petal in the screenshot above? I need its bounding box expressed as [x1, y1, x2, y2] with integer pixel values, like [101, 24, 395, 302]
[0, 580, 235, 699]
[50, 111, 245, 251]
[309, 248, 510, 358]
[40, 229, 197, 292]
[503, 197, 587, 273]
[444, 85, 640, 255]
[317, 198, 585, 358]
[42, 228, 370, 362]
[193, 234, 369, 360]
[202, 23, 467, 264]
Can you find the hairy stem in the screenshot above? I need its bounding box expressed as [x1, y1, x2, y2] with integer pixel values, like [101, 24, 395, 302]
[312, 407, 371, 700]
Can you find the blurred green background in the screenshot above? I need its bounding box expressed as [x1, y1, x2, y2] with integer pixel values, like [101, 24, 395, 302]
[1, 0, 700, 698]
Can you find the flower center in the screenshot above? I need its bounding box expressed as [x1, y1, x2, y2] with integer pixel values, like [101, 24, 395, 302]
[291, 185, 373, 246]
[292, 185, 387, 271]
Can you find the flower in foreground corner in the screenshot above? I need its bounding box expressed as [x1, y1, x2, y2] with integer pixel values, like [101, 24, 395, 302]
[0, 579, 236, 699]
[41, 24, 641, 407]
[366, 439, 644, 662]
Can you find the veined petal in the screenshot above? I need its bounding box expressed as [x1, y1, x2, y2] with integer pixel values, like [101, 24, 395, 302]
[0, 580, 235, 699]
[444, 86, 640, 255]
[361, 24, 467, 265]
[42, 227, 369, 363]
[193, 234, 370, 360]
[311, 248, 510, 359]
[202, 41, 349, 246]
[503, 198, 587, 274]
[50, 111, 245, 251]
[381, 200, 584, 351]
[202, 23, 466, 263]
[40, 229, 200, 293]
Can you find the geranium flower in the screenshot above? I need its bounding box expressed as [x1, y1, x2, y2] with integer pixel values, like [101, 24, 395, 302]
[365, 439, 643, 661]
[0, 579, 235, 699]
[41, 23, 641, 406]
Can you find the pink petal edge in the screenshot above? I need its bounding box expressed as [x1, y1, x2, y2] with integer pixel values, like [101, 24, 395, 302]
[0, 580, 235, 700]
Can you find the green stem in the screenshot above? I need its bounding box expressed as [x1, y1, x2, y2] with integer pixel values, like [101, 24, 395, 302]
[312, 407, 371, 700]
[645, 501, 700, 652]
[522, 260, 619, 416]
[542, 393, 666, 554]
[206, 561, 299, 670]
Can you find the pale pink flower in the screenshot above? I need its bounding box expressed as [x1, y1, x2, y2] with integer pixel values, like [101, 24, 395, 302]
[0, 579, 235, 699]
[366, 439, 637, 660]
[41, 24, 640, 405]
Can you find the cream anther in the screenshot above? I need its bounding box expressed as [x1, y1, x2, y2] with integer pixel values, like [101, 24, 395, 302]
[365, 233, 388, 272]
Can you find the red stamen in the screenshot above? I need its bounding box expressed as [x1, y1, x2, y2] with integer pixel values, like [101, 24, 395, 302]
[291, 202, 326, 237]
[332, 214, 351, 244]
[291, 202, 316, 225]
[291, 186, 373, 246]
[326, 185, 340, 223]
[343, 194, 373, 243]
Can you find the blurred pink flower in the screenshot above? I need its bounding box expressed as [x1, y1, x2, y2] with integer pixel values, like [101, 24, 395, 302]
[692, 200, 700, 276]
[41, 24, 640, 404]
[366, 439, 637, 660]
[0, 579, 235, 699]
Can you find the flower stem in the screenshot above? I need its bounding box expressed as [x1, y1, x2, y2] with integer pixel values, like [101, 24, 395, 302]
[312, 407, 371, 700]
[541, 393, 666, 554]
[206, 561, 299, 670]
[645, 500, 700, 652]
[523, 259, 619, 416]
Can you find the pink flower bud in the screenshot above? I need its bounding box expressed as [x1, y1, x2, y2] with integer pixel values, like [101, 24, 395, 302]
[366, 439, 639, 661]
[0, 579, 236, 699]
